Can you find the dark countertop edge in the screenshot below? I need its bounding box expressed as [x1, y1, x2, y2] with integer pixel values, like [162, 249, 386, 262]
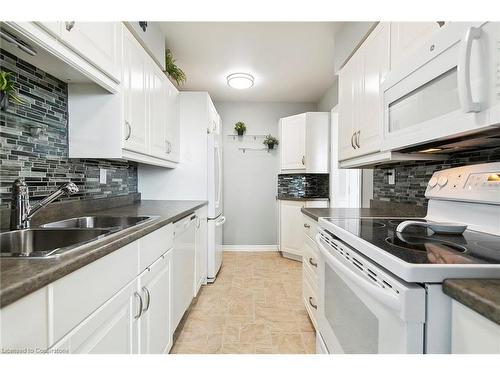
[443, 279, 500, 325]
[278, 197, 330, 202]
[0, 200, 207, 308]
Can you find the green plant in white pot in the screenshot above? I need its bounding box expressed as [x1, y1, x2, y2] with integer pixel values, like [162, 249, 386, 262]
[263, 134, 279, 150]
[234, 121, 246, 136]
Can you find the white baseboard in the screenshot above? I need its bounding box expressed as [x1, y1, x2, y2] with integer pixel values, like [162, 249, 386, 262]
[222, 245, 278, 252]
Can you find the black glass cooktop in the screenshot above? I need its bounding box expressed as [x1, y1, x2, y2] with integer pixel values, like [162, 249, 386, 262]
[324, 218, 500, 265]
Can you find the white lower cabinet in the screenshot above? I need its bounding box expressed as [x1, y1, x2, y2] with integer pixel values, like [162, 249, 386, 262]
[51, 282, 137, 354]
[138, 252, 172, 354]
[451, 300, 500, 354]
[301, 214, 320, 329]
[279, 200, 328, 259]
[194, 206, 208, 296]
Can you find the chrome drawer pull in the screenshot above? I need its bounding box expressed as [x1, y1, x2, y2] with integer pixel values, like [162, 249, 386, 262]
[304, 223, 311, 228]
[134, 292, 143, 319]
[308, 257, 318, 267]
[142, 287, 151, 312]
[308, 297, 317, 310]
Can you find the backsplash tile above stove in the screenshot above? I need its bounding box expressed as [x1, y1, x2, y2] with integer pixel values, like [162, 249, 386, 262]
[373, 146, 500, 206]
[277, 173, 329, 199]
[0, 48, 138, 209]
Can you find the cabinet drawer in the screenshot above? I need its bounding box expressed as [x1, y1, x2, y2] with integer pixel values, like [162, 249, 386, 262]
[303, 234, 319, 283]
[139, 223, 173, 271]
[51, 241, 139, 344]
[303, 273, 318, 329]
[302, 214, 318, 239]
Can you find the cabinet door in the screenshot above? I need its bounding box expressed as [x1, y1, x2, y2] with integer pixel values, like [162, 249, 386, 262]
[123, 30, 149, 154]
[194, 208, 208, 296]
[60, 22, 121, 82]
[149, 66, 168, 159]
[357, 22, 390, 156]
[305, 113, 329, 173]
[338, 58, 357, 161]
[139, 252, 172, 354]
[51, 282, 137, 354]
[165, 78, 180, 163]
[279, 200, 305, 257]
[280, 114, 306, 170]
[390, 22, 442, 70]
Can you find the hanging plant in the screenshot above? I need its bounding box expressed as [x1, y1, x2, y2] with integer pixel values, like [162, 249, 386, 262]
[0, 70, 24, 111]
[234, 121, 246, 136]
[164, 49, 186, 87]
[263, 134, 279, 150]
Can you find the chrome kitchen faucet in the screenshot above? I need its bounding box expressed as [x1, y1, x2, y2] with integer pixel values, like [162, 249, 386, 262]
[10, 178, 79, 230]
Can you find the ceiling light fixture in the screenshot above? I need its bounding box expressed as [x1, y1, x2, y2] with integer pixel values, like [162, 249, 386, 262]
[227, 73, 254, 90]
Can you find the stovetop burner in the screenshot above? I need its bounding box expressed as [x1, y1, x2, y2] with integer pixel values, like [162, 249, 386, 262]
[323, 217, 500, 265]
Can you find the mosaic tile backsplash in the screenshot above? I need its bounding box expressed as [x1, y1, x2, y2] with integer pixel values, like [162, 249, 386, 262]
[373, 146, 500, 206]
[277, 173, 329, 199]
[0, 49, 138, 208]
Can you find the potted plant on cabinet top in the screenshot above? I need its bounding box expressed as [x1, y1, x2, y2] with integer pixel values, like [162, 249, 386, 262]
[234, 121, 246, 136]
[164, 49, 186, 87]
[0, 70, 23, 111]
[263, 134, 279, 150]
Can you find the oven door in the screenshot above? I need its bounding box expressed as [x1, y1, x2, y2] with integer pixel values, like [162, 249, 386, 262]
[382, 22, 499, 152]
[315, 232, 426, 354]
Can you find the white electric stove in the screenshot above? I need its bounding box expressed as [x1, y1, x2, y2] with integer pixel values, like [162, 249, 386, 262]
[315, 162, 500, 354]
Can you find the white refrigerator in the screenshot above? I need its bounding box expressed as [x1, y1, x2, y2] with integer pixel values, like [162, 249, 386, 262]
[138, 92, 225, 282]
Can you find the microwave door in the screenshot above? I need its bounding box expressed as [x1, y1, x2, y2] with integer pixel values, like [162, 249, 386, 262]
[316, 234, 426, 354]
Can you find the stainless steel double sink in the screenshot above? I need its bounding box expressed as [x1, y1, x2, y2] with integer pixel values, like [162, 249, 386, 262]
[0, 216, 155, 258]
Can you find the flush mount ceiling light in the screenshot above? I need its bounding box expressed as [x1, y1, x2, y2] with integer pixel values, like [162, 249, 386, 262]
[227, 73, 254, 89]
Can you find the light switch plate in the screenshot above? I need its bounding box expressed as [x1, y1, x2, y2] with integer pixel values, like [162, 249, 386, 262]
[99, 168, 107, 184]
[387, 169, 396, 185]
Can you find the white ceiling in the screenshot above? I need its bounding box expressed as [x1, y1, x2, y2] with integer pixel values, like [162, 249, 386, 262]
[158, 22, 342, 103]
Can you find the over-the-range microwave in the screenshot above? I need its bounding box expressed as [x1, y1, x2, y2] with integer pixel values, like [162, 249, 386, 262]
[381, 22, 500, 152]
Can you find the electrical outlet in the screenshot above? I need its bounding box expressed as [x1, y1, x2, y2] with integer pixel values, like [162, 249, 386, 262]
[99, 168, 107, 184]
[387, 169, 396, 185]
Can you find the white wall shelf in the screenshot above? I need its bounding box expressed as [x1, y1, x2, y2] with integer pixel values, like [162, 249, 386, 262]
[238, 147, 275, 154]
[227, 134, 268, 141]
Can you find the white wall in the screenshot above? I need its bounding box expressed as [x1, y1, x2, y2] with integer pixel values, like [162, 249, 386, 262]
[216, 101, 317, 247]
[334, 22, 376, 73]
[317, 77, 338, 112]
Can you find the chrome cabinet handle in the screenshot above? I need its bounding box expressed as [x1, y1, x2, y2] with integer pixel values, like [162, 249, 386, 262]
[303, 223, 311, 228]
[355, 130, 361, 148]
[351, 132, 356, 149]
[142, 287, 151, 312]
[134, 292, 143, 319]
[65, 21, 75, 31]
[301, 155, 305, 165]
[125, 121, 131, 140]
[308, 257, 318, 267]
[308, 296, 317, 310]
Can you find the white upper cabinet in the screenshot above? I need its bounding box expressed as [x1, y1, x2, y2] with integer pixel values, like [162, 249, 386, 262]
[280, 114, 306, 170]
[59, 22, 121, 83]
[68, 24, 180, 168]
[122, 29, 149, 155]
[390, 22, 443, 70]
[280, 112, 329, 173]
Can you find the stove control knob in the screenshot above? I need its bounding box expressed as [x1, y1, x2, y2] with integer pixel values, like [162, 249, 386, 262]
[428, 177, 438, 188]
[438, 175, 448, 187]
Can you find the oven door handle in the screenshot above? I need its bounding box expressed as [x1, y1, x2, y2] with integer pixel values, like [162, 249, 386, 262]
[315, 234, 402, 312]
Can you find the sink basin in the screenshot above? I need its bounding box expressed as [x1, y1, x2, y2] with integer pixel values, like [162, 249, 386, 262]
[41, 215, 153, 229]
[0, 229, 112, 258]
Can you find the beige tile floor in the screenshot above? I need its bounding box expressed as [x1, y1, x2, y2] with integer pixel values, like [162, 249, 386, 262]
[170, 251, 316, 354]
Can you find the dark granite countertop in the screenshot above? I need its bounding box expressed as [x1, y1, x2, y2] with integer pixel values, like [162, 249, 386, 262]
[301, 206, 427, 221]
[443, 279, 500, 325]
[0, 200, 207, 308]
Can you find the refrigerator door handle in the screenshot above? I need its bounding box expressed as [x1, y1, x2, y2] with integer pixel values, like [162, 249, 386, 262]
[215, 216, 226, 226]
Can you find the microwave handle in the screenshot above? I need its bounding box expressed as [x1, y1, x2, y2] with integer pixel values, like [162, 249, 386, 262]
[315, 234, 402, 312]
[458, 26, 483, 113]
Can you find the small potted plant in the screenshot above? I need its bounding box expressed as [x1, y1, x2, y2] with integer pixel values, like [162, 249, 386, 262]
[0, 70, 23, 111]
[164, 49, 186, 87]
[234, 121, 246, 136]
[263, 134, 279, 150]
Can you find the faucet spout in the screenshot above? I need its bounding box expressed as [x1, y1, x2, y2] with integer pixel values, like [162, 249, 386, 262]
[10, 179, 79, 230]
